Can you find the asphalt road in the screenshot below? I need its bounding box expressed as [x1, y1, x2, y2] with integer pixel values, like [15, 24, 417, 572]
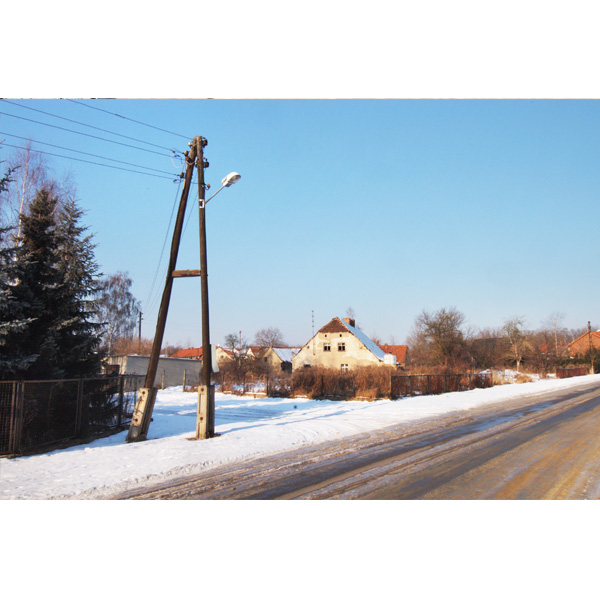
[115, 379, 600, 500]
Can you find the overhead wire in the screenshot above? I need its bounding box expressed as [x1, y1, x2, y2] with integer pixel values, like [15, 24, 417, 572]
[66, 99, 191, 140]
[0, 99, 183, 154]
[145, 176, 184, 315]
[0, 110, 175, 158]
[1, 99, 194, 321]
[0, 131, 182, 177]
[0, 142, 177, 181]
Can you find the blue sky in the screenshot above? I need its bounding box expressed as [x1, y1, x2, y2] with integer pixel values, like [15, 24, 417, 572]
[2, 98, 599, 347]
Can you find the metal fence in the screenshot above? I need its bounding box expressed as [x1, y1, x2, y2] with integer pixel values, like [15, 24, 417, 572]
[391, 372, 493, 398]
[556, 367, 590, 379]
[0, 375, 144, 456]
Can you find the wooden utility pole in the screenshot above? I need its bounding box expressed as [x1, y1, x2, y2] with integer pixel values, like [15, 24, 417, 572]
[126, 143, 198, 443]
[127, 135, 238, 443]
[589, 321, 595, 374]
[195, 136, 215, 439]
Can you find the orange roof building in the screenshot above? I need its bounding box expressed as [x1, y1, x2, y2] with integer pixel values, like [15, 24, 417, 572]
[567, 331, 600, 356]
[170, 347, 203, 359]
[378, 344, 408, 366]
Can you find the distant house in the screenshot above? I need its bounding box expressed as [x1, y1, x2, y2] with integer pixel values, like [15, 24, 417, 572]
[378, 344, 408, 369]
[169, 345, 234, 369]
[567, 330, 600, 356]
[261, 347, 301, 372]
[291, 317, 397, 372]
[170, 347, 202, 360]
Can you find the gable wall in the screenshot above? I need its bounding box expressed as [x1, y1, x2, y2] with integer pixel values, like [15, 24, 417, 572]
[292, 330, 381, 370]
[569, 332, 600, 356]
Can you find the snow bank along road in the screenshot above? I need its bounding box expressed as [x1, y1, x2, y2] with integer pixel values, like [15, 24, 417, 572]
[3, 374, 600, 499]
[116, 379, 600, 499]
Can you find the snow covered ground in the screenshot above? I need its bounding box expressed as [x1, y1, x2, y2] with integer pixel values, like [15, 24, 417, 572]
[3, 372, 600, 500]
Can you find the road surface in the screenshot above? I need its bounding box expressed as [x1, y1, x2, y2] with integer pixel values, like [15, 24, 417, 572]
[115, 379, 600, 499]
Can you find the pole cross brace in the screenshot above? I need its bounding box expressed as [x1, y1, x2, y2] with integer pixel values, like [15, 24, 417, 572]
[172, 269, 202, 278]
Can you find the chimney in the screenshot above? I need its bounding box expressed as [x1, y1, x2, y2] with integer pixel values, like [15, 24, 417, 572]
[343, 317, 356, 328]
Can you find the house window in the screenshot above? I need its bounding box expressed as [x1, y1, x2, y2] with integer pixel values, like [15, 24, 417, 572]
[341, 364, 349, 373]
[323, 343, 331, 352]
[338, 343, 346, 351]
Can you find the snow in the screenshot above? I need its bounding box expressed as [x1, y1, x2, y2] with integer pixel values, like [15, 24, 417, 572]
[341, 318, 387, 359]
[271, 347, 300, 362]
[2, 373, 600, 500]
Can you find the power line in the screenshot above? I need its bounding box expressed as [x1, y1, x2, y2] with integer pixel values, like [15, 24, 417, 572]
[0, 131, 182, 177]
[1, 99, 182, 154]
[67, 99, 191, 140]
[0, 110, 175, 158]
[0, 142, 177, 181]
[145, 177, 184, 315]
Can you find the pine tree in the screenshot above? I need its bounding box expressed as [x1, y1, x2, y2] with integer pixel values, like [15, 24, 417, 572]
[0, 165, 37, 377]
[0, 225, 38, 378]
[55, 197, 104, 378]
[7, 188, 65, 379]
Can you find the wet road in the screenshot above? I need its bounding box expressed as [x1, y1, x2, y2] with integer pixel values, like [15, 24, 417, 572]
[116, 380, 600, 499]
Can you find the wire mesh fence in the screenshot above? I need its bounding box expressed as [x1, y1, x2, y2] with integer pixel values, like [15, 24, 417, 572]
[0, 375, 144, 456]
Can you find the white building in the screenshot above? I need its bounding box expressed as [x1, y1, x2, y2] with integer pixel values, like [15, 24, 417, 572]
[291, 317, 397, 372]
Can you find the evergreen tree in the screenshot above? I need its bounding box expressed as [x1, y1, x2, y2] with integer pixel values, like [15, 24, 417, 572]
[0, 225, 38, 378]
[7, 188, 64, 379]
[54, 197, 104, 378]
[0, 165, 37, 377]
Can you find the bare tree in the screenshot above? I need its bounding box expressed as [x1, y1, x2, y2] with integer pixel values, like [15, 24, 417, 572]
[2, 144, 75, 236]
[543, 311, 566, 357]
[95, 272, 141, 354]
[502, 316, 531, 372]
[254, 326, 286, 347]
[409, 307, 468, 370]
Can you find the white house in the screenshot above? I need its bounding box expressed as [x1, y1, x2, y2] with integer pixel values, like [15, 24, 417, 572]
[291, 317, 397, 372]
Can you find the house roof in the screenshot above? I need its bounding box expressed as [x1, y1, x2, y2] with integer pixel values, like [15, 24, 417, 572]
[271, 347, 301, 362]
[318, 317, 387, 361]
[170, 347, 203, 359]
[567, 330, 600, 351]
[379, 344, 408, 363]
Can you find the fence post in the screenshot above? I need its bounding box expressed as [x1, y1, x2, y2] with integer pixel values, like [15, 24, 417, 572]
[409, 375, 413, 397]
[75, 379, 84, 437]
[9, 381, 24, 455]
[443, 374, 447, 393]
[117, 376, 125, 427]
[183, 369, 186, 392]
[427, 375, 431, 395]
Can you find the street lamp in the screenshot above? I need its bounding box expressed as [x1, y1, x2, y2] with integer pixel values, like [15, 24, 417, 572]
[205, 172, 242, 204]
[195, 137, 240, 439]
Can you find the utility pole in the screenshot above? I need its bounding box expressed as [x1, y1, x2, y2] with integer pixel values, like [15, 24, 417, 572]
[589, 321, 595, 375]
[127, 135, 239, 443]
[126, 142, 197, 443]
[138, 310, 143, 354]
[195, 136, 214, 439]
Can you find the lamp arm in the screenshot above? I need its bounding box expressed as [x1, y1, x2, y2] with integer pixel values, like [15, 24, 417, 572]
[204, 184, 226, 205]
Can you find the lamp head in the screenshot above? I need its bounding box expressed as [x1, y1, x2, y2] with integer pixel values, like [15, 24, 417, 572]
[222, 172, 241, 187]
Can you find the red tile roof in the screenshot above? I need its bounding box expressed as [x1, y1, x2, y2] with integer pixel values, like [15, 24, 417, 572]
[170, 347, 203, 359]
[379, 344, 408, 363]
